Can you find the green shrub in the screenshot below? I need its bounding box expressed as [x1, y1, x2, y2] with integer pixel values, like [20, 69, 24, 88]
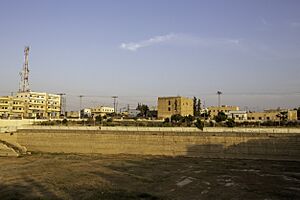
[194, 119, 204, 130]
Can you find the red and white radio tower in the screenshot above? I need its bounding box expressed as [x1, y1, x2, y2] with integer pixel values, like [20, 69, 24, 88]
[19, 46, 30, 92]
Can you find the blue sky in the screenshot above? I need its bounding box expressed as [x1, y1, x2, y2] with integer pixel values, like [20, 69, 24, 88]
[0, 0, 299, 111]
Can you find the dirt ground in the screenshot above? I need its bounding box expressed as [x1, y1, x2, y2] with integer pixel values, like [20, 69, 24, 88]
[0, 154, 300, 200]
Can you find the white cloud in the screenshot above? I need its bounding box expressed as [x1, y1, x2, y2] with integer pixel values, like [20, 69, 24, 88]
[120, 33, 240, 51]
[120, 33, 176, 51]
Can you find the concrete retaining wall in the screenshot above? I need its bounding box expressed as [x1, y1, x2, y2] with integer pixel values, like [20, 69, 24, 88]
[203, 127, 300, 133]
[1, 128, 299, 161]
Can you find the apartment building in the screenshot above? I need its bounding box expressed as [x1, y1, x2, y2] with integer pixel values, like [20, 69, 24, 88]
[157, 96, 193, 119]
[0, 92, 61, 119]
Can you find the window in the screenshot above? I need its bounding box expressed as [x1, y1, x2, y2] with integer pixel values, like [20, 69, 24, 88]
[168, 100, 171, 105]
[259, 117, 262, 120]
[168, 107, 171, 111]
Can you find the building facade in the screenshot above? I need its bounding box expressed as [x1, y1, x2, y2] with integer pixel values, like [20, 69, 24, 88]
[227, 111, 247, 121]
[207, 105, 240, 119]
[288, 110, 298, 121]
[247, 110, 298, 121]
[0, 92, 61, 119]
[90, 106, 115, 117]
[157, 96, 193, 119]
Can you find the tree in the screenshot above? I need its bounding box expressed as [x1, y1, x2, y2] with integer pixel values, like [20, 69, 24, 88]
[195, 118, 204, 130]
[193, 97, 201, 117]
[62, 119, 68, 125]
[95, 115, 102, 123]
[171, 114, 183, 123]
[136, 103, 150, 118]
[201, 110, 210, 120]
[197, 99, 201, 117]
[193, 97, 197, 116]
[215, 111, 227, 122]
[182, 115, 195, 126]
[276, 111, 288, 121]
[226, 118, 235, 127]
[164, 118, 170, 123]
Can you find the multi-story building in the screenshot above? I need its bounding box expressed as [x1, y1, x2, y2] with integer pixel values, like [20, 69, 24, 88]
[0, 92, 61, 119]
[90, 106, 115, 117]
[0, 96, 25, 119]
[157, 96, 193, 119]
[207, 105, 240, 119]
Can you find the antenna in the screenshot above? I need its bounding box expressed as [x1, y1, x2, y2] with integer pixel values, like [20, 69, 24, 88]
[57, 93, 66, 116]
[19, 46, 30, 92]
[112, 96, 118, 114]
[79, 95, 84, 119]
[217, 91, 222, 107]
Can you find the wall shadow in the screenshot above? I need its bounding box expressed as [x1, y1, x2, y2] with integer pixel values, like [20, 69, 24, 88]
[186, 134, 300, 161]
[0, 177, 59, 200]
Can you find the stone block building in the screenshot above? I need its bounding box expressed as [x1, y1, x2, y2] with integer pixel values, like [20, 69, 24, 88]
[157, 96, 193, 119]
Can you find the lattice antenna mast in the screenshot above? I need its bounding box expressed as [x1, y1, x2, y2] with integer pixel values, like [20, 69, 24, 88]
[19, 46, 30, 92]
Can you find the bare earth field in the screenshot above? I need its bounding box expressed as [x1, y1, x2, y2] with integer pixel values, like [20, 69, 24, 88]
[0, 154, 300, 200]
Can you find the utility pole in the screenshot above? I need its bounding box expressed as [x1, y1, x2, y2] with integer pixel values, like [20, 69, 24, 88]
[79, 95, 83, 119]
[217, 91, 222, 107]
[112, 96, 118, 114]
[19, 46, 30, 92]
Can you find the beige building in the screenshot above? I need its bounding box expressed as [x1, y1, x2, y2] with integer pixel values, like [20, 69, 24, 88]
[247, 110, 297, 121]
[247, 111, 279, 121]
[208, 105, 240, 119]
[90, 106, 115, 117]
[227, 111, 247, 121]
[157, 96, 193, 119]
[288, 110, 298, 121]
[0, 92, 61, 119]
[66, 111, 80, 118]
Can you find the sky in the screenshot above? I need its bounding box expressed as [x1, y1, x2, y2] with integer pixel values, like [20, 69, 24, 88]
[0, 0, 299, 111]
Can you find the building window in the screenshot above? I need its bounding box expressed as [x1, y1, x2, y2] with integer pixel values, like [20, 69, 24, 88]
[168, 100, 171, 105]
[168, 107, 171, 111]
